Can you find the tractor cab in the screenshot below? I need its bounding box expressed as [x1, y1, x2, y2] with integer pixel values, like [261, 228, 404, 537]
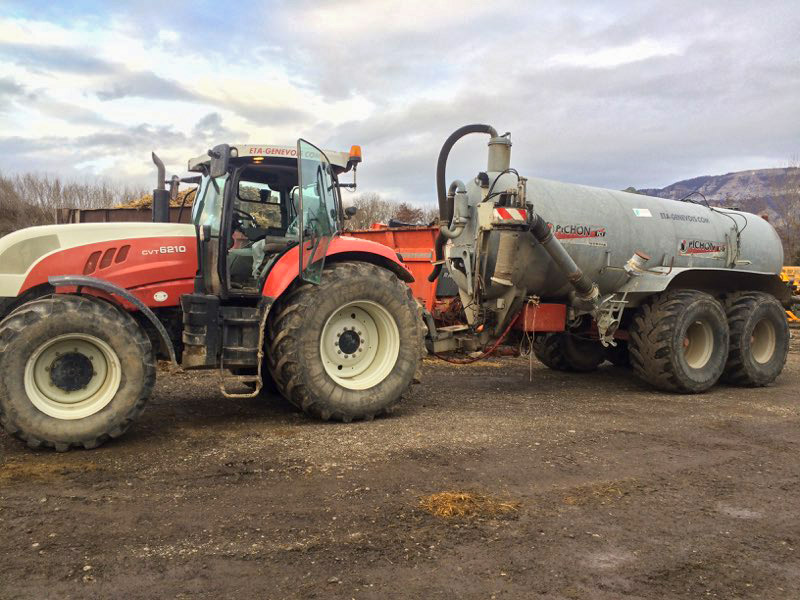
[187, 141, 361, 296]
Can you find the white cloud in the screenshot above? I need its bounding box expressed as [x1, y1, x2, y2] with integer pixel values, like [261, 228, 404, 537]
[0, 0, 797, 201]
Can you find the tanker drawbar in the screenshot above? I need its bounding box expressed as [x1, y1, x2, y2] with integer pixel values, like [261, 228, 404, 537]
[427, 124, 790, 394]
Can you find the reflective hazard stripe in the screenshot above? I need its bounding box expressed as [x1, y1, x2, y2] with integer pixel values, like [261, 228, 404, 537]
[493, 208, 527, 221]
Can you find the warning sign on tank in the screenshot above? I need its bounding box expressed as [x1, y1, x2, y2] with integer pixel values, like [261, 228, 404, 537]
[679, 239, 727, 259]
[548, 223, 607, 247]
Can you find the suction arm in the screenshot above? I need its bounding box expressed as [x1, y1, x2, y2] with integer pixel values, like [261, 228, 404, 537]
[429, 124, 498, 282]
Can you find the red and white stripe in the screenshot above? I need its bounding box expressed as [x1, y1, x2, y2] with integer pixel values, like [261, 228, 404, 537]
[493, 207, 527, 222]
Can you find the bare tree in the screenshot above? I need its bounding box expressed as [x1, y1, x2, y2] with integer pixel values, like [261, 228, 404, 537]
[392, 202, 424, 224]
[0, 172, 145, 238]
[345, 193, 441, 229]
[345, 192, 396, 229]
[769, 159, 800, 264]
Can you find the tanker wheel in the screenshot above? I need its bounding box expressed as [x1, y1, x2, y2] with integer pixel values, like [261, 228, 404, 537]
[266, 261, 424, 422]
[532, 333, 605, 372]
[722, 292, 789, 386]
[629, 290, 729, 393]
[0, 295, 155, 451]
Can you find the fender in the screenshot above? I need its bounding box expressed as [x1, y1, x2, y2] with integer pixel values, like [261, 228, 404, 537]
[47, 275, 178, 366]
[262, 236, 414, 300]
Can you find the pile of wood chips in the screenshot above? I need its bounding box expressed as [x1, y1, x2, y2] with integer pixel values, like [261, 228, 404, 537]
[117, 189, 196, 209]
[419, 491, 520, 518]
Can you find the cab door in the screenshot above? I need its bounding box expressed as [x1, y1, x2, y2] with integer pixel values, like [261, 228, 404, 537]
[191, 173, 228, 296]
[296, 139, 340, 284]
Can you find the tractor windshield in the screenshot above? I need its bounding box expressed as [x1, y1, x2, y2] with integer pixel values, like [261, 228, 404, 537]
[297, 139, 339, 284]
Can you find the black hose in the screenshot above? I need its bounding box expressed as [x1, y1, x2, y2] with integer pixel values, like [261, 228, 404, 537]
[428, 233, 447, 282]
[436, 124, 497, 220]
[429, 124, 498, 283]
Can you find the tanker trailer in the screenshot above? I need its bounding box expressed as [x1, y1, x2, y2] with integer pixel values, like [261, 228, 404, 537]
[427, 124, 791, 393]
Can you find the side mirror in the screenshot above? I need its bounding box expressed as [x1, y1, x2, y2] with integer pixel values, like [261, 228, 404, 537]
[344, 206, 358, 219]
[208, 143, 231, 178]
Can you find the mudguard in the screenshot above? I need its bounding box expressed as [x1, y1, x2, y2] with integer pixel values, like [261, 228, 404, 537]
[262, 236, 414, 301]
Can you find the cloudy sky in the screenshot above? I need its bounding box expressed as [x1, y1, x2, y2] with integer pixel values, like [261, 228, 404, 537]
[0, 0, 798, 204]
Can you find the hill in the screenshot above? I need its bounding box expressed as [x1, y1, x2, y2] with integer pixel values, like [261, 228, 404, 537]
[637, 167, 800, 218]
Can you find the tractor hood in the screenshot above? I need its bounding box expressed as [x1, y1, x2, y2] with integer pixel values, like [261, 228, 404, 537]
[0, 222, 195, 298]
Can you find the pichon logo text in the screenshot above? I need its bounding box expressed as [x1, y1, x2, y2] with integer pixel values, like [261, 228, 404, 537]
[679, 240, 726, 254]
[548, 223, 607, 238]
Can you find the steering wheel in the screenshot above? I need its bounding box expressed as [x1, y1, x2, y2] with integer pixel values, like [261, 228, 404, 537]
[233, 208, 257, 226]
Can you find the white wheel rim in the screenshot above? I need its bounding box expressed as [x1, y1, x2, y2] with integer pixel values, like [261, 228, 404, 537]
[24, 333, 121, 420]
[683, 320, 714, 369]
[751, 318, 776, 364]
[320, 300, 400, 390]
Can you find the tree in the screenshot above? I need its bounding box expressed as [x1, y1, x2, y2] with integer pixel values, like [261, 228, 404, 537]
[345, 192, 395, 229]
[344, 193, 437, 229]
[391, 202, 424, 224]
[769, 159, 800, 265]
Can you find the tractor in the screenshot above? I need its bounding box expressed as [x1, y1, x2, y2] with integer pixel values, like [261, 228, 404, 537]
[0, 140, 424, 451]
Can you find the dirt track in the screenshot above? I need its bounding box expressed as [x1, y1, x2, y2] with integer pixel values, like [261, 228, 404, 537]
[1, 337, 799, 599]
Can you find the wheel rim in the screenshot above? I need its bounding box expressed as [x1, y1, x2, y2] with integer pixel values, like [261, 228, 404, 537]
[24, 333, 122, 420]
[320, 300, 400, 390]
[750, 318, 776, 364]
[683, 320, 714, 369]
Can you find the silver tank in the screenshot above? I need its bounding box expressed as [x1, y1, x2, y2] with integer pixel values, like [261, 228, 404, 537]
[448, 172, 784, 301]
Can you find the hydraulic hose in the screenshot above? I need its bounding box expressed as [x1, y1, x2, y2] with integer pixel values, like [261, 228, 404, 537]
[529, 213, 599, 302]
[429, 124, 498, 283]
[439, 180, 467, 239]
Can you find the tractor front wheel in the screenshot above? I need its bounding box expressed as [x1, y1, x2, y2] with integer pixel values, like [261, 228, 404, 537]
[0, 295, 155, 451]
[267, 262, 424, 422]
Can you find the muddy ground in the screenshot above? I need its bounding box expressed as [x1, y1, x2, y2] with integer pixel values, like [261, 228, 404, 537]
[1, 336, 799, 599]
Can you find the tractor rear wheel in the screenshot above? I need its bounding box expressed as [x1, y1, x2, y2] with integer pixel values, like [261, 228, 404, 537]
[0, 295, 155, 451]
[722, 292, 789, 386]
[532, 333, 605, 372]
[266, 261, 424, 422]
[629, 290, 729, 393]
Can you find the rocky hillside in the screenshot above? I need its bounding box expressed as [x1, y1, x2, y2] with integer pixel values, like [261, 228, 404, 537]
[637, 167, 800, 218]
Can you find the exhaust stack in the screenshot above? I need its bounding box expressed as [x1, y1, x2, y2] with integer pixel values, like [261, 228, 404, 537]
[151, 153, 170, 223]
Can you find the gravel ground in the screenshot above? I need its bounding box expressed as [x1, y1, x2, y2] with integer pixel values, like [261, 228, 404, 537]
[1, 334, 798, 599]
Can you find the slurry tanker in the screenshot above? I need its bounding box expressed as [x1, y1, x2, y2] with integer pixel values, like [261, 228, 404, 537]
[426, 124, 790, 393]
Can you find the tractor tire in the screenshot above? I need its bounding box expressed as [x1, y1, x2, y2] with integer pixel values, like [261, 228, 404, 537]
[629, 290, 729, 393]
[266, 261, 425, 422]
[0, 295, 155, 451]
[722, 292, 789, 386]
[532, 333, 605, 372]
[605, 341, 631, 368]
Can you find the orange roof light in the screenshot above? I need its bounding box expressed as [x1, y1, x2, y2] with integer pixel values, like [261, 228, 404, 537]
[349, 145, 362, 163]
[252, 156, 264, 163]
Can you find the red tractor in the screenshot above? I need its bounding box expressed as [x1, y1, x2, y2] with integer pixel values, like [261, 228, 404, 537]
[0, 140, 424, 451]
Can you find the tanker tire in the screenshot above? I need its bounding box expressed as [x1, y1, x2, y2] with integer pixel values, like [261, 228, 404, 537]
[0, 295, 155, 451]
[629, 290, 729, 393]
[266, 261, 424, 422]
[722, 292, 789, 386]
[532, 333, 605, 372]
